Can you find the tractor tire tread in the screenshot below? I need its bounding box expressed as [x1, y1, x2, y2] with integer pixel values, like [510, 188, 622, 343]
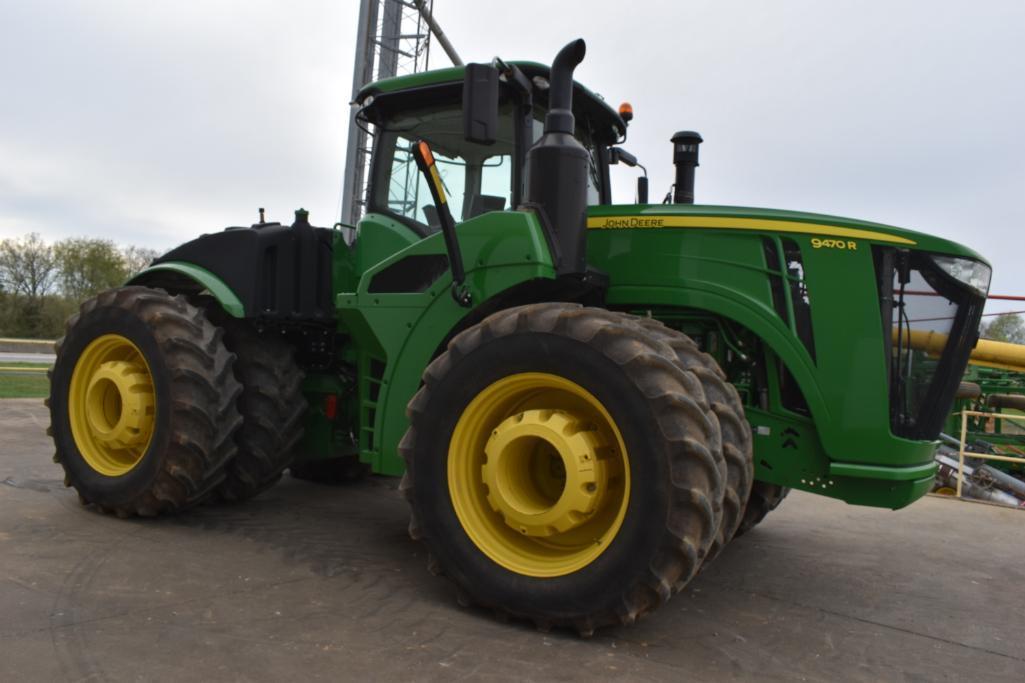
[399, 302, 726, 632]
[628, 316, 754, 567]
[734, 481, 790, 537]
[48, 286, 243, 517]
[198, 300, 307, 503]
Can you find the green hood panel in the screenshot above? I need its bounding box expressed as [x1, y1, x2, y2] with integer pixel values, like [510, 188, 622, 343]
[587, 204, 989, 264]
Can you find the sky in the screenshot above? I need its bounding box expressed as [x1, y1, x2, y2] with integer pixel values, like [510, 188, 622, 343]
[1, 0, 1022, 315]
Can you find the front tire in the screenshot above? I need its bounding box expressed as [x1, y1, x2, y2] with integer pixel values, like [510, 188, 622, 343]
[48, 287, 242, 517]
[630, 318, 753, 566]
[400, 303, 725, 634]
[734, 482, 790, 537]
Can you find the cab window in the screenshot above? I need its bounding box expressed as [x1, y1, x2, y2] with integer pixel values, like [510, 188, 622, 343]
[371, 103, 516, 234]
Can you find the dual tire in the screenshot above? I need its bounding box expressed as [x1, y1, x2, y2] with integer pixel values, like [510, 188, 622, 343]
[735, 482, 790, 537]
[400, 303, 754, 633]
[48, 287, 305, 516]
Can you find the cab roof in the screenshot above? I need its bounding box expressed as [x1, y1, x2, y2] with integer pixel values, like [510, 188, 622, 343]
[356, 61, 627, 143]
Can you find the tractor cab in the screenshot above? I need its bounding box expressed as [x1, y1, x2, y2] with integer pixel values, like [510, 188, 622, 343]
[355, 60, 626, 237]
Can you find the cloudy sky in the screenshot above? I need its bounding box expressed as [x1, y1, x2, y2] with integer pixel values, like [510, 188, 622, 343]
[1, 1, 1022, 314]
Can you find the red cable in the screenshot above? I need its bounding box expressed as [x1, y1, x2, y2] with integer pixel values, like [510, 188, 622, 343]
[904, 291, 1025, 300]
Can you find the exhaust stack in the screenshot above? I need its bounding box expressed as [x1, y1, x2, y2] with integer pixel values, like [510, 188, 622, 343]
[671, 131, 703, 204]
[524, 39, 589, 275]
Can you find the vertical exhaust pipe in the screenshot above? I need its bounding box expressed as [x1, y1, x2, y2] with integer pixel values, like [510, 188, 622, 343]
[546, 39, 586, 135]
[524, 39, 589, 275]
[671, 131, 703, 204]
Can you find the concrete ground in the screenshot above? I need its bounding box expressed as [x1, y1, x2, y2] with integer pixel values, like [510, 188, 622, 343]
[2, 399, 1023, 682]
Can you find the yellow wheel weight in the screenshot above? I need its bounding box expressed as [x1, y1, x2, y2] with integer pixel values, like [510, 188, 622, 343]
[68, 334, 156, 477]
[447, 373, 630, 578]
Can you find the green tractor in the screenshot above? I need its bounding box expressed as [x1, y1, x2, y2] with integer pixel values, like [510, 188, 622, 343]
[47, 39, 991, 633]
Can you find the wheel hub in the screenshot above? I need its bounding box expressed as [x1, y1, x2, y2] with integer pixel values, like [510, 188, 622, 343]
[84, 360, 154, 450]
[447, 372, 630, 578]
[482, 409, 609, 537]
[68, 334, 157, 477]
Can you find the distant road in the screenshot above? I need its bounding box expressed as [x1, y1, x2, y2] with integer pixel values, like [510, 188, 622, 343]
[0, 352, 55, 364]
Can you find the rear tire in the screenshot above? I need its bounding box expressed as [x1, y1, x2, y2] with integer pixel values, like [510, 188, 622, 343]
[200, 302, 307, 502]
[734, 482, 790, 537]
[47, 286, 242, 517]
[400, 303, 725, 634]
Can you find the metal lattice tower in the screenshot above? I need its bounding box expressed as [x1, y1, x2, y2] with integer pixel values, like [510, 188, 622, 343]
[341, 0, 460, 228]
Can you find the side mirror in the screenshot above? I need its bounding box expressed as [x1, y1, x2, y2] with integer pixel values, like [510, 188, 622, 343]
[609, 147, 638, 167]
[636, 177, 649, 204]
[462, 63, 499, 145]
[610, 147, 649, 203]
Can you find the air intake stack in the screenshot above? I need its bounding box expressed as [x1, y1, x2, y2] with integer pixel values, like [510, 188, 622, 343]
[671, 131, 703, 204]
[524, 39, 589, 275]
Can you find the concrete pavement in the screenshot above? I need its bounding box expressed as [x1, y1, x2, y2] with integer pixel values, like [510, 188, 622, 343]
[2, 399, 1023, 682]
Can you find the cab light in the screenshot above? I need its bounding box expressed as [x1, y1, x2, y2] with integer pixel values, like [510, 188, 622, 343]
[931, 255, 991, 296]
[618, 101, 633, 123]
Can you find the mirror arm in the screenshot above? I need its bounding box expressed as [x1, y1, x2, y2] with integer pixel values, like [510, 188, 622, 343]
[411, 140, 472, 307]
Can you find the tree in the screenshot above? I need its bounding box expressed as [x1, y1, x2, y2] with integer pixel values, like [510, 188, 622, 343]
[53, 238, 128, 302]
[981, 313, 1025, 344]
[122, 245, 161, 277]
[0, 233, 57, 300]
[0, 233, 165, 338]
[0, 233, 58, 337]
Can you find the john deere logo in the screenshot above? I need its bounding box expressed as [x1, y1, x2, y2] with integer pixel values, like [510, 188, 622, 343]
[591, 217, 666, 229]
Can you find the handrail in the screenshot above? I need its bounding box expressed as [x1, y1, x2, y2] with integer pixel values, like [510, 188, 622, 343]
[956, 409, 1025, 498]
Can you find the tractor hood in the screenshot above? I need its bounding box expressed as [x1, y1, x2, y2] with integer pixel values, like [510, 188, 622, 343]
[586, 204, 989, 264]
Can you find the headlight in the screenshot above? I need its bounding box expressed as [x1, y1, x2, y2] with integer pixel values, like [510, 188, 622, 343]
[931, 255, 991, 296]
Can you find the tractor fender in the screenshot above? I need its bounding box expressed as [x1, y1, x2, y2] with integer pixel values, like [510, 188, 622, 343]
[127, 262, 245, 318]
[133, 216, 335, 323]
[604, 282, 828, 425]
[339, 210, 561, 475]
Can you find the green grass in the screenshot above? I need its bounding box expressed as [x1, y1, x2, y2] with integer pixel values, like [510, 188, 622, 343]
[0, 363, 51, 399]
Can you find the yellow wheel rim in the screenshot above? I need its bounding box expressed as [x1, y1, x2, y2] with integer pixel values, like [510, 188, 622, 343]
[448, 373, 631, 577]
[68, 334, 156, 477]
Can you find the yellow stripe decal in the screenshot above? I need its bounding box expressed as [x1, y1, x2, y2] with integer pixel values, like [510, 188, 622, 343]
[586, 215, 916, 245]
